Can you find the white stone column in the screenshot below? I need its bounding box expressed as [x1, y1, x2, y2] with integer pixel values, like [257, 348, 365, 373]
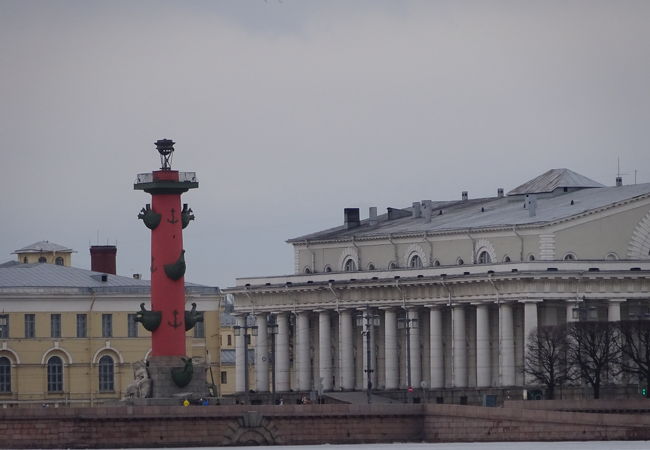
[318, 310, 332, 392]
[384, 308, 399, 390]
[475, 304, 490, 387]
[339, 309, 354, 390]
[234, 315, 246, 393]
[566, 301, 579, 323]
[408, 309, 421, 388]
[429, 306, 444, 389]
[500, 302, 515, 386]
[522, 301, 539, 385]
[296, 311, 311, 391]
[452, 305, 467, 388]
[276, 312, 290, 392]
[255, 312, 269, 392]
[608, 300, 624, 322]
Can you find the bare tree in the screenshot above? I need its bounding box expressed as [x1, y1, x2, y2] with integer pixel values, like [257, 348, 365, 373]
[615, 319, 650, 391]
[566, 321, 621, 399]
[524, 325, 570, 399]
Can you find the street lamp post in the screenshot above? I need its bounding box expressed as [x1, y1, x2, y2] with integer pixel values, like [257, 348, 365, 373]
[267, 315, 279, 405]
[233, 315, 257, 404]
[356, 308, 380, 404]
[398, 313, 418, 394]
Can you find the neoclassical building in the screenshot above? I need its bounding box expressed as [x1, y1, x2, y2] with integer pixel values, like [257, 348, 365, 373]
[226, 169, 650, 398]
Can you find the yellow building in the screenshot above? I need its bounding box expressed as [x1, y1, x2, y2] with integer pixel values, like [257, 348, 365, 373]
[0, 255, 220, 406]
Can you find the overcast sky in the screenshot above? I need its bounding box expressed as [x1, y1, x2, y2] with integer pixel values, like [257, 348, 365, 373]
[2, 1, 650, 288]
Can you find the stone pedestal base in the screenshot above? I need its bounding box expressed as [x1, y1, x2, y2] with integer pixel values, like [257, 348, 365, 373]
[147, 355, 209, 399]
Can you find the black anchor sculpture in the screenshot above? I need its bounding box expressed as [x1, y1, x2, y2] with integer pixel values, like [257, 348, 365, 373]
[181, 203, 195, 229]
[164, 249, 186, 281]
[184, 302, 204, 331]
[138, 204, 161, 230]
[134, 303, 161, 332]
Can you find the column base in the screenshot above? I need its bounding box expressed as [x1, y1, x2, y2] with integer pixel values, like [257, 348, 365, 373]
[145, 355, 210, 400]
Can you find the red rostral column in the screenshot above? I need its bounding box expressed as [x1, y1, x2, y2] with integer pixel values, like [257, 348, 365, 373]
[134, 139, 198, 357]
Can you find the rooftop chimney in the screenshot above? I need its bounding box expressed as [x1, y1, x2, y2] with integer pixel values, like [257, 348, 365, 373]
[526, 194, 537, 217]
[462, 191, 468, 201]
[90, 245, 117, 275]
[368, 207, 378, 226]
[412, 202, 421, 218]
[616, 176, 623, 187]
[344, 208, 360, 229]
[421, 200, 433, 223]
[497, 188, 504, 198]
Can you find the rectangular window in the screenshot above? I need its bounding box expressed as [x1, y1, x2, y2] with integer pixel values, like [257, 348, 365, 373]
[76, 314, 87, 338]
[51, 314, 61, 338]
[127, 314, 138, 338]
[24, 314, 35, 338]
[220, 371, 227, 384]
[193, 317, 205, 338]
[0, 315, 8, 339]
[0, 357, 10, 392]
[102, 314, 112, 338]
[245, 334, 251, 346]
[227, 334, 232, 347]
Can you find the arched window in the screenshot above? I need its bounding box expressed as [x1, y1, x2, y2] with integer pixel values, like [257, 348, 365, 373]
[47, 356, 63, 392]
[408, 254, 423, 269]
[606, 253, 619, 260]
[344, 258, 356, 272]
[433, 259, 440, 267]
[0, 357, 10, 393]
[304, 267, 312, 274]
[477, 251, 491, 264]
[55, 257, 64, 266]
[528, 254, 536, 261]
[388, 261, 398, 270]
[503, 255, 511, 263]
[457, 258, 464, 266]
[98, 355, 114, 392]
[563, 253, 576, 261]
[367, 263, 376, 271]
[38, 257, 47, 263]
[324, 265, 332, 273]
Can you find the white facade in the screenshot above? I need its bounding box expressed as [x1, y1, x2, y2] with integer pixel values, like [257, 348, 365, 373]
[226, 170, 650, 394]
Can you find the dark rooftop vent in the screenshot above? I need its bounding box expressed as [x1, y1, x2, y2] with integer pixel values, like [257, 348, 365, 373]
[588, 267, 600, 272]
[511, 269, 518, 272]
[265, 282, 271, 286]
[101, 274, 108, 282]
[387, 207, 411, 220]
[463, 271, 470, 275]
[462, 191, 468, 201]
[616, 176, 623, 187]
[307, 280, 313, 284]
[497, 188, 504, 198]
[372, 276, 378, 280]
[487, 270, 494, 274]
[547, 267, 558, 271]
[344, 208, 360, 229]
[286, 282, 292, 286]
[394, 276, 400, 280]
[417, 274, 423, 278]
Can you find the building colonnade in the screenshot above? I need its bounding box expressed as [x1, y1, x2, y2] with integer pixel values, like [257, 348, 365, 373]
[234, 299, 625, 394]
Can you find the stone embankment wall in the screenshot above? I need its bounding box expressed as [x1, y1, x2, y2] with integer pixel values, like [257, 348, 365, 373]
[2, 402, 650, 448]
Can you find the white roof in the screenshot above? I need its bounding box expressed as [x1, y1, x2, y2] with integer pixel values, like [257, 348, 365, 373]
[12, 240, 74, 254]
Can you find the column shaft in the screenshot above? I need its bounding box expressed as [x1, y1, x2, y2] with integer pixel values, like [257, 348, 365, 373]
[319, 311, 332, 392]
[429, 307, 444, 388]
[296, 311, 311, 391]
[255, 313, 269, 392]
[500, 303, 515, 386]
[384, 309, 399, 389]
[234, 315, 246, 393]
[523, 302, 539, 385]
[475, 304, 490, 387]
[276, 312, 290, 392]
[408, 309, 421, 388]
[339, 310, 354, 390]
[452, 306, 467, 387]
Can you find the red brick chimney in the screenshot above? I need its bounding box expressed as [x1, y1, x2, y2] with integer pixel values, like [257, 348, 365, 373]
[90, 245, 117, 275]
